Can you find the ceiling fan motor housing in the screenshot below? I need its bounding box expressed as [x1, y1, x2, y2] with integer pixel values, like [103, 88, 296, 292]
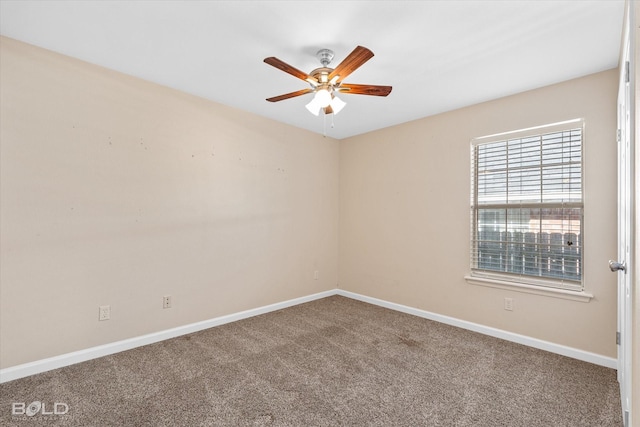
[309, 67, 333, 85]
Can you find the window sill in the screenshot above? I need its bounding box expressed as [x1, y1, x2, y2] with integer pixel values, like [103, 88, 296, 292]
[464, 275, 593, 302]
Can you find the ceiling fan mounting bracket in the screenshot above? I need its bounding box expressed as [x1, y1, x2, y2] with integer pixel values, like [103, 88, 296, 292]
[316, 49, 334, 67]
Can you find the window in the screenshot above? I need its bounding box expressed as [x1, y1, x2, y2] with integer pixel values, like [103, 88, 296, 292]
[470, 119, 584, 291]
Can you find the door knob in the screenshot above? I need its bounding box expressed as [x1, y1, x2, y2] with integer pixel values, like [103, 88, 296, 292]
[609, 260, 626, 272]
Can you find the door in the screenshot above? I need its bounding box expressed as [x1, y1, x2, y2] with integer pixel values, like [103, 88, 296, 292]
[613, 6, 634, 425]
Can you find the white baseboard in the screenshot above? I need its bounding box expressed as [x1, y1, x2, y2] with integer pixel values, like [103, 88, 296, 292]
[0, 290, 335, 383]
[336, 289, 618, 369]
[1, 288, 616, 383]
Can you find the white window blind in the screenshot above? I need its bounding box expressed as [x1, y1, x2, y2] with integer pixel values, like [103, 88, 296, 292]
[470, 119, 584, 291]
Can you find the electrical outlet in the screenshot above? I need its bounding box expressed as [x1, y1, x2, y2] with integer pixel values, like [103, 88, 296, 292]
[99, 305, 110, 321]
[314, 270, 319, 280]
[163, 295, 172, 309]
[504, 297, 514, 311]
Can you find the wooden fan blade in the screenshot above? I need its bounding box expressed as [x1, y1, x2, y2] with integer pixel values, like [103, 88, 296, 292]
[264, 57, 317, 83]
[337, 83, 392, 97]
[266, 88, 313, 102]
[327, 46, 374, 83]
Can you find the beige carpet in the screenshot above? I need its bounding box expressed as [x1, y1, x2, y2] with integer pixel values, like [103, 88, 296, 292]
[0, 295, 622, 426]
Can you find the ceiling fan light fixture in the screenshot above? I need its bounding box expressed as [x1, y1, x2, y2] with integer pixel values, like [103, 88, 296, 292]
[314, 88, 332, 108]
[329, 95, 346, 115]
[305, 98, 322, 116]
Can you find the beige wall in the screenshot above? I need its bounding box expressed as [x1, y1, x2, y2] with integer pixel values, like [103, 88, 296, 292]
[0, 37, 340, 368]
[339, 70, 619, 357]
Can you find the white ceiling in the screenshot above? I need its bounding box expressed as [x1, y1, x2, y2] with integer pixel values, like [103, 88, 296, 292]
[0, 1, 625, 140]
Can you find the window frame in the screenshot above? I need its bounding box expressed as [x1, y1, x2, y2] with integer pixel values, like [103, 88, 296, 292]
[469, 119, 586, 293]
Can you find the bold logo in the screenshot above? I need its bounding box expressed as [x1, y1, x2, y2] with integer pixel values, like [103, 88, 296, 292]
[12, 401, 69, 416]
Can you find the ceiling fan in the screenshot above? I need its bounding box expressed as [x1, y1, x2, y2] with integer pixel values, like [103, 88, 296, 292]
[264, 46, 392, 116]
